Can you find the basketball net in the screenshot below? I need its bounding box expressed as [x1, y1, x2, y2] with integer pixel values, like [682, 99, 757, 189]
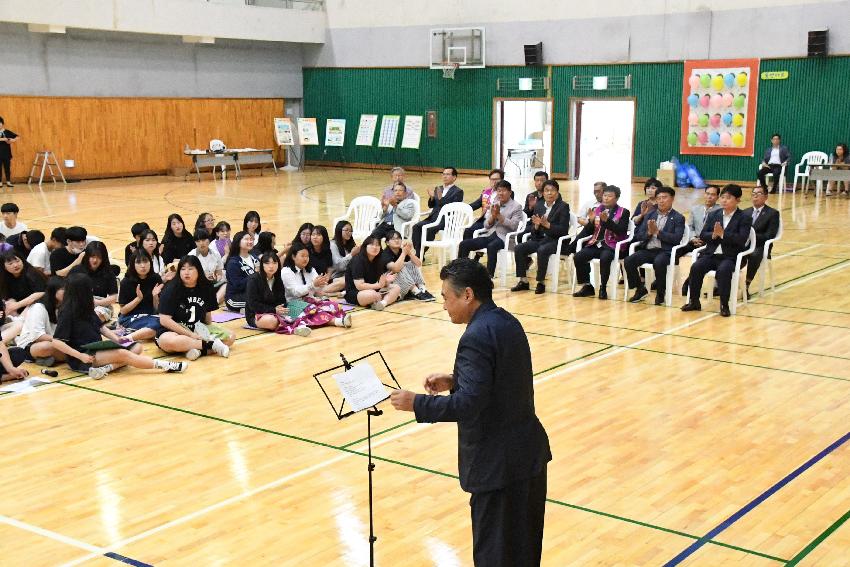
[442, 62, 459, 80]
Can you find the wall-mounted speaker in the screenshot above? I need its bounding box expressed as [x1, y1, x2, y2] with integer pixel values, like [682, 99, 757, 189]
[807, 29, 828, 57]
[524, 42, 543, 66]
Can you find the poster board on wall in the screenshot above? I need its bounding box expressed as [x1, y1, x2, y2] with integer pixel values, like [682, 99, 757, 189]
[325, 119, 346, 147]
[356, 114, 378, 146]
[273, 117, 294, 146]
[378, 115, 401, 148]
[297, 118, 320, 145]
[400, 116, 423, 149]
[679, 58, 760, 156]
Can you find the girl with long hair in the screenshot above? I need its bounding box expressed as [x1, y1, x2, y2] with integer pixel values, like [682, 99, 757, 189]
[69, 240, 118, 322]
[161, 213, 195, 263]
[14, 276, 64, 365]
[224, 230, 257, 311]
[343, 235, 402, 309]
[245, 251, 311, 336]
[282, 243, 352, 328]
[118, 250, 164, 341]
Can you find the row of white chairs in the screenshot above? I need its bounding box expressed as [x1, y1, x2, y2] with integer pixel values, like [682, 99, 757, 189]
[764, 150, 832, 196]
[332, 198, 782, 314]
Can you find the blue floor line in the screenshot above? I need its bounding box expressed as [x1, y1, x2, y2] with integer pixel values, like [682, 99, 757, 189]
[104, 552, 154, 567]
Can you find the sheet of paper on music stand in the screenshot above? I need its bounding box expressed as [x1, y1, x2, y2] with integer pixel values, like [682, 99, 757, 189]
[332, 362, 389, 412]
[356, 114, 378, 146]
[400, 116, 423, 149]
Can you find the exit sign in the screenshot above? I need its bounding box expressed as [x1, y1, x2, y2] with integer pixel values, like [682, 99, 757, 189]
[761, 71, 789, 80]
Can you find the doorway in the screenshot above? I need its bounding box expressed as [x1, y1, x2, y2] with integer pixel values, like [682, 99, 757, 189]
[569, 98, 636, 205]
[493, 98, 553, 178]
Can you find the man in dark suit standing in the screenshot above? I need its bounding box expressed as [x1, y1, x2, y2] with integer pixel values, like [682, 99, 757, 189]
[390, 258, 551, 567]
[682, 184, 753, 317]
[757, 133, 791, 194]
[412, 167, 464, 259]
[743, 186, 780, 297]
[510, 179, 571, 294]
[624, 186, 685, 305]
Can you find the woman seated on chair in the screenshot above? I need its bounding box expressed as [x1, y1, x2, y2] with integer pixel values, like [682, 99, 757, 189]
[827, 143, 849, 197]
[281, 243, 352, 329]
[344, 236, 401, 310]
[245, 251, 311, 336]
[632, 178, 661, 227]
[381, 231, 434, 301]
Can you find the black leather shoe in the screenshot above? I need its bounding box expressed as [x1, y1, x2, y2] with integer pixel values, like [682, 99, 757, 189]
[534, 283, 546, 294]
[654, 294, 665, 306]
[681, 302, 702, 312]
[719, 303, 731, 317]
[650, 281, 657, 291]
[629, 287, 648, 303]
[473, 252, 484, 262]
[598, 288, 608, 300]
[510, 281, 530, 292]
[572, 284, 595, 297]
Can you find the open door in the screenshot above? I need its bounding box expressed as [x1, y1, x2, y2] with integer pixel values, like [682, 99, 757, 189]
[493, 98, 553, 177]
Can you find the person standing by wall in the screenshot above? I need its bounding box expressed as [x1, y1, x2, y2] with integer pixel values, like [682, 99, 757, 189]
[0, 118, 19, 188]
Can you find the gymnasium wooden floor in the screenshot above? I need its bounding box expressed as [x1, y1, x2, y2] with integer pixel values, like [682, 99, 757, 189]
[2, 168, 848, 566]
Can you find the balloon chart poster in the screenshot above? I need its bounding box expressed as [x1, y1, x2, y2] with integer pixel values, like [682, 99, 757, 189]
[679, 58, 759, 156]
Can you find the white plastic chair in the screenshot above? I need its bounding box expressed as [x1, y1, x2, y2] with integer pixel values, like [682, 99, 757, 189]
[419, 202, 474, 267]
[546, 213, 579, 292]
[757, 216, 783, 296]
[332, 196, 383, 241]
[472, 213, 528, 287]
[624, 226, 691, 306]
[571, 218, 635, 300]
[763, 164, 787, 194]
[688, 227, 756, 315]
[399, 193, 422, 241]
[791, 151, 829, 195]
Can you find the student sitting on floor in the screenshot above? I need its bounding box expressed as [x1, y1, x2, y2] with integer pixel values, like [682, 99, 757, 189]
[281, 243, 352, 329]
[213, 221, 232, 260]
[189, 229, 226, 305]
[51, 273, 187, 379]
[344, 235, 402, 310]
[0, 249, 46, 317]
[245, 251, 311, 336]
[28, 227, 66, 277]
[49, 225, 88, 278]
[8, 229, 44, 259]
[224, 230, 258, 312]
[161, 213, 196, 264]
[194, 212, 215, 238]
[0, 340, 30, 383]
[155, 255, 234, 360]
[124, 222, 150, 267]
[118, 250, 164, 342]
[249, 231, 280, 261]
[329, 220, 359, 286]
[243, 210, 261, 239]
[69, 241, 119, 323]
[14, 276, 64, 366]
[0, 202, 27, 238]
[381, 231, 434, 301]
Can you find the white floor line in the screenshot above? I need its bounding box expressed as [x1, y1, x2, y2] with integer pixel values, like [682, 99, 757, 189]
[58, 422, 429, 566]
[773, 243, 820, 259]
[0, 514, 105, 555]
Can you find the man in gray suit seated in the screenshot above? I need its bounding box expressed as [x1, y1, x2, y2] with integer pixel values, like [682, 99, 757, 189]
[458, 180, 524, 278]
[371, 181, 417, 241]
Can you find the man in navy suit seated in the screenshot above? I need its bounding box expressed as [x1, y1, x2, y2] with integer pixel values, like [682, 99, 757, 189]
[390, 258, 551, 567]
[624, 186, 685, 305]
[742, 186, 780, 298]
[681, 184, 753, 317]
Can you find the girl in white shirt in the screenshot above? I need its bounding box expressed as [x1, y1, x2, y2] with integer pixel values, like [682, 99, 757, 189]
[281, 242, 351, 329]
[14, 276, 63, 364]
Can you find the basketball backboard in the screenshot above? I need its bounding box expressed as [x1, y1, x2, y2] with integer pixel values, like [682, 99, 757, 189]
[430, 27, 485, 69]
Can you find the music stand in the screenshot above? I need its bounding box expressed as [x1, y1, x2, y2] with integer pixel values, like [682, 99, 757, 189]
[313, 351, 401, 567]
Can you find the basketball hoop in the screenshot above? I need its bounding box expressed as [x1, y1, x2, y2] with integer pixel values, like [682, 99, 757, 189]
[441, 62, 459, 79]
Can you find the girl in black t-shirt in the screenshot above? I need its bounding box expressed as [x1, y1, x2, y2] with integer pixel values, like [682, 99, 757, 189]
[243, 210, 262, 238]
[51, 273, 186, 379]
[246, 251, 311, 336]
[0, 249, 46, 316]
[161, 213, 195, 264]
[156, 255, 234, 360]
[118, 250, 164, 342]
[69, 241, 118, 322]
[344, 236, 402, 309]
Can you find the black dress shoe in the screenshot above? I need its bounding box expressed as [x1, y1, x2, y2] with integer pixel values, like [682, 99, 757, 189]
[534, 283, 546, 294]
[654, 294, 665, 305]
[511, 281, 530, 292]
[650, 281, 657, 291]
[719, 303, 731, 317]
[572, 284, 595, 297]
[473, 252, 484, 262]
[629, 287, 648, 303]
[598, 288, 608, 300]
[681, 301, 702, 312]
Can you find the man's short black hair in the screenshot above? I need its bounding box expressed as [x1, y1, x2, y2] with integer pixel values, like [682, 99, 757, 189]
[603, 185, 622, 199]
[1, 203, 19, 214]
[65, 226, 87, 242]
[193, 229, 211, 242]
[25, 230, 45, 248]
[443, 167, 458, 177]
[705, 185, 720, 195]
[593, 181, 608, 190]
[495, 180, 512, 191]
[721, 184, 743, 199]
[656, 186, 675, 198]
[771, 133, 781, 139]
[50, 227, 67, 243]
[131, 222, 150, 238]
[440, 258, 493, 303]
[533, 171, 549, 180]
[542, 179, 560, 191]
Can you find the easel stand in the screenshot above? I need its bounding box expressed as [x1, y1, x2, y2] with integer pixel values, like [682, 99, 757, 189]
[313, 351, 401, 567]
[27, 151, 67, 186]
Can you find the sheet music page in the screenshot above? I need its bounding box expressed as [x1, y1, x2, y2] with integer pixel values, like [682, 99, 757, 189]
[332, 362, 389, 412]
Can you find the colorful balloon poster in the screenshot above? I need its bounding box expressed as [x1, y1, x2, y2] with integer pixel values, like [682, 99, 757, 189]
[680, 58, 759, 156]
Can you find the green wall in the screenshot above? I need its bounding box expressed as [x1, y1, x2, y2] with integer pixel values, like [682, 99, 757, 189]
[303, 56, 850, 181]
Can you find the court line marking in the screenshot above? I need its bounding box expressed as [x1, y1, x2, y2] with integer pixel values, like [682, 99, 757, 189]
[662, 430, 850, 566]
[0, 514, 105, 555]
[785, 507, 850, 566]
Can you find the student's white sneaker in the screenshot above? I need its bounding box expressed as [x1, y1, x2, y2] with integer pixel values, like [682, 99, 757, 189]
[211, 338, 230, 358]
[154, 359, 188, 373]
[185, 348, 202, 361]
[88, 366, 110, 380]
[370, 301, 385, 311]
[343, 313, 353, 328]
[294, 326, 312, 337]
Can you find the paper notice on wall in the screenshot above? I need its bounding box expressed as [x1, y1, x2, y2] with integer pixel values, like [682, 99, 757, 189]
[378, 115, 400, 148]
[297, 117, 320, 146]
[400, 116, 423, 149]
[273, 117, 294, 146]
[325, 118, 346, 147]
[356, 114, 378, 146]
